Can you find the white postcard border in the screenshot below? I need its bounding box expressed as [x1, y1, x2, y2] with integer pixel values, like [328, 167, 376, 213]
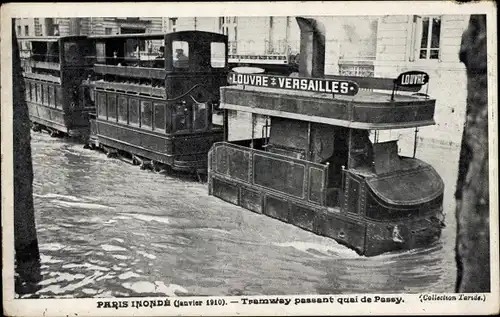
[1, 1, 498, 316]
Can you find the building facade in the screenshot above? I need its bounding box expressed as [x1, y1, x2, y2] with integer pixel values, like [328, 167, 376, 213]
[373, 15, 469, 147]
[14, 15, 470, 145]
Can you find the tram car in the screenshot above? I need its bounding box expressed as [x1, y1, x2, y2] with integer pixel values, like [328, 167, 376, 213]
[19, 35, 95, 138]
[208, 18, 445, 256]
[86, 31, 228, 174]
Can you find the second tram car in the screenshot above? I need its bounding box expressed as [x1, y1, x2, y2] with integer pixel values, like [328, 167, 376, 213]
[87, 31, 228, 174]
[19, 35, 95, 138]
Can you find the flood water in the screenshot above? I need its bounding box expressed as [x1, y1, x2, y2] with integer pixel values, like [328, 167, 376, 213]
[18, 132, 460, 298]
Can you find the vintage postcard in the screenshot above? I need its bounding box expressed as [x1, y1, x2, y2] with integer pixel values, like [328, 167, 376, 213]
[1, 1, 498, 316]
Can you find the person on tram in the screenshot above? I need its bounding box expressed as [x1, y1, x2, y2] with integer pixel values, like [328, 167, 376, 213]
[173, 48, 188, 68]
[154, 46, 165, 68]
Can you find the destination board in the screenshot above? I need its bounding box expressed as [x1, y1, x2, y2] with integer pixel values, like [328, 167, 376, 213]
[395, 71, 429, 87]
[227, 72, 359, 96]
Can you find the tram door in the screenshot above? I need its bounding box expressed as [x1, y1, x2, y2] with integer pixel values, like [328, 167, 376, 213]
[322, 126, 349, 208]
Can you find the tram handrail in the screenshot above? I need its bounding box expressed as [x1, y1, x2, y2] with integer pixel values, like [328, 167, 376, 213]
[93, 81, 166, 99]
[94, 64, 166, 80]
[23, 72, 61, 84]
[324, 74, 421, 92]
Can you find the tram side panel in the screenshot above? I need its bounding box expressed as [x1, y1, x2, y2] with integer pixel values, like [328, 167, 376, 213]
[91, 89, 223, 172]
[23, 37, 95, 137]
[25, 78, 68, 133]
[208, 142, 367, 254]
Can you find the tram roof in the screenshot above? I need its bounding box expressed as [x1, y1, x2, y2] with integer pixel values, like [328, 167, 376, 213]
[220, 85, 437, 130]
[89, 30, 226, 40]
[16, 35, 87, 42]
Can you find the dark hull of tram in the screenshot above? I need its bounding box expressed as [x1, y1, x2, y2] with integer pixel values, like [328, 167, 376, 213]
[208, 142, 445, 257]
[89, 118, 223, 173]
[24, 79, 93, 139]
[27, 102, 91, 138]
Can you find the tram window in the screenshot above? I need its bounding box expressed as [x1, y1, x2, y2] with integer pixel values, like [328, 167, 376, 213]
[192, 101, 207, 130]
[172, 41, 189, 68]
[129, 98, 140, 126]
[45, 42, 60, 63]
[25, 82, 31, 101]
[172, 102, 192, 132]
[123, 39, 140, 66]
[43, 85, 49, 106]
[49, 86, 55, 107]
[347, 180, 360, 214]
[44, 85, 49, 105]
[97, 92, 107, 118]
[64, 42, 82, 65]
[41, 85, 47, 106]
[211, 42, 226, 68]
[117, 96, 128, 124]
[55, 86, 63, 109]
[96, 43, 106, 63]
[153, 103, 166, 132]
[36, 84, 42, 104]
[30, 82, 35, 102]
[107, 94, 117, 121]
[30, 83, 35, 102]
[140, 101, 153, 129]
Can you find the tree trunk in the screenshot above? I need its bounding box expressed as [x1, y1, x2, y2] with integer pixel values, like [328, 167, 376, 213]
[12, 19, 41, 294]
[455, 14, 489, 293]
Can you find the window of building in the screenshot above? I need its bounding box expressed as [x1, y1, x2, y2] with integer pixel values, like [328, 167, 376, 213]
[412, 15, 441, 61]
[24, 25, 29, 36]
[105, 28, 113, 35]
[17, 25, 21, 36]
[219, 17, 237, 54]
[169, 18, 177, 32]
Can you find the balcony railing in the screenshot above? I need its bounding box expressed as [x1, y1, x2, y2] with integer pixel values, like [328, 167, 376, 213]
[338, 59, 375, 77]
[227, 39, 298, 56]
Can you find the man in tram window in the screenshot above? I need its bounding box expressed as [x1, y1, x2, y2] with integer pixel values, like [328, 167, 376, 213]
[174, 48, 188, 68]
[154, 46, 165, 68]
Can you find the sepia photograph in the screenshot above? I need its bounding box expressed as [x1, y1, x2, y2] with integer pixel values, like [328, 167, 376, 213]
[1, 1, 498, 316]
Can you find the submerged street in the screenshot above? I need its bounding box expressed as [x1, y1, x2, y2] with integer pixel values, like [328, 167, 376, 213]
[21, 131, 460, 298]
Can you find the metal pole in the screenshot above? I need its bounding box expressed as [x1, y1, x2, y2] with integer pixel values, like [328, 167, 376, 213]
[306, 121, 312, 160]
[223, 109, 229, 142]
[413, 127, 419, 158]
[250, 113, 255, 149]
